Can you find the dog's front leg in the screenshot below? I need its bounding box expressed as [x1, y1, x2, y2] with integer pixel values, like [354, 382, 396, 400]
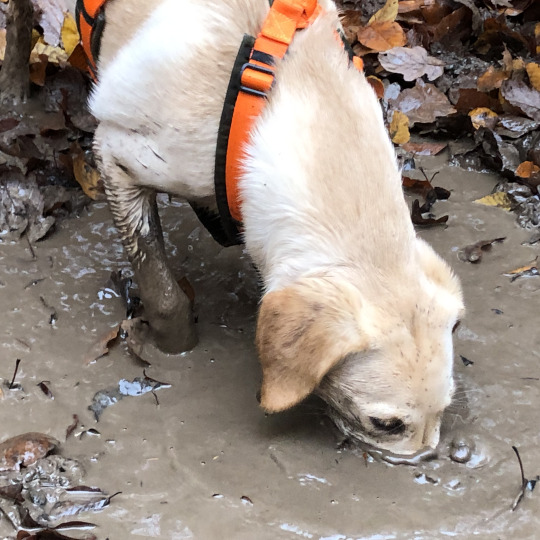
[102, 159, 197, 354]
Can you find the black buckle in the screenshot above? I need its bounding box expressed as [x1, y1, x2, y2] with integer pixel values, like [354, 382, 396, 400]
[239, 61, 275, 98]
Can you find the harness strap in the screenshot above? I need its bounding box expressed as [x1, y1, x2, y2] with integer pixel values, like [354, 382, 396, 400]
[75, 0, 108, 80]
[225, 0, 323, 225]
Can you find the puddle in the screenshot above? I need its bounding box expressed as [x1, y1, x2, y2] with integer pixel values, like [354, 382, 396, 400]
[1, 163, 539, 538]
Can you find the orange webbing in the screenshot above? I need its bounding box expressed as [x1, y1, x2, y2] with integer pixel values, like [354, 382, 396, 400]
[225, 0, 323, 223]
[77, 0, 108, 80]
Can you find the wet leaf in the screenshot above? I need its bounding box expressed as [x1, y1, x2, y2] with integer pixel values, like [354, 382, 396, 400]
[391, 80, 456, 125]
[37, 381, 54, 399]
[178, 276, 196, 304]
[65, 415, 79, 440]
[29, 54, 49, 87]
[379, 46, 444, 81]
[72, 148, 104, 201]
[460, 355, 474, 367]
[369, 0, 398, 24]
[458, 237, 506, 263]
[47, 492, 121, 520]
[474, 192, 513, 210]
[410, 199, 448, 227]
[84, 325, 120, 365]
[504, 257, 538, 276]
[501, 79, 540, 122]
[401, 142, 447, 156]
[0, 433, 59, 472]
[389, 110, 410, 144]
[0, 483, 24, 503]
[469, 107, 498, 130]
[357, 21, 407, 52]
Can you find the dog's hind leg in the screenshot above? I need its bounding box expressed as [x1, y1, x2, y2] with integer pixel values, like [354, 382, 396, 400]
[100, 157, 197, 354]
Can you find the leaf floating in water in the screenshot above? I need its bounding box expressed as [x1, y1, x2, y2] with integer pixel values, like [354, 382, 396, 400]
[458, 237, 506, 263]
[410, 199, 448, 227]
[89, 374, 171, 420]
[0, 433, 60, 472]
[37, 381, 54, 400]
[84, 325, 120, 365]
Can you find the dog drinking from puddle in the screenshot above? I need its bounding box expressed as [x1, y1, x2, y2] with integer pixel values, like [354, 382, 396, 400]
[87, 0, 464, 455]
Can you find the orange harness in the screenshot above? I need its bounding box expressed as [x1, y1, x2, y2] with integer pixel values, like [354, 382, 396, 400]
[76, 0, 363, 246]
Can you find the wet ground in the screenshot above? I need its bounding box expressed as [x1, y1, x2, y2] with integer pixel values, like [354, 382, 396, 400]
[1, 158, 539, 539]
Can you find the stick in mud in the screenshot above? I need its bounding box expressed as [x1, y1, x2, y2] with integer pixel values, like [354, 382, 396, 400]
[511, 445, 528, 511]
[8, 358, 21, 390]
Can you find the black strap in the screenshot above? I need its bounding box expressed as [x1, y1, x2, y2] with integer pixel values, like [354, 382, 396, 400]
[209, 33, 256, 247]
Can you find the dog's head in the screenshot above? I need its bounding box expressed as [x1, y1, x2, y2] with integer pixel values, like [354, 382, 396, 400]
[256, 241, 464, 455]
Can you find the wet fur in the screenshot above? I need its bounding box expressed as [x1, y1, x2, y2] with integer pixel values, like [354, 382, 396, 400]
[91, 0, 464, 454]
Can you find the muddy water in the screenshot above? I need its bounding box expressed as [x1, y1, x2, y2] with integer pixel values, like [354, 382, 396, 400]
[0, 161, 539, 539]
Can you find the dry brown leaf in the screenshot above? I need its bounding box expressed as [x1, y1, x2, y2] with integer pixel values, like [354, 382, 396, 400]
[366, 75, 384, 99]
[401, 142, 447, 155]
[357, 21, 407, 52]
[469, 107, 498, 130]
[391, 80, 456, 125]
[369, 0, 399, 24]
[84, 325, 120, 365]
[474, 192, 513, 210]
[378, 46, 444, 81]
[61, 12, 79, 57]
[73, 150, 104, 200]
[526, 63, 540, 92]
[29, 53, 48, 86]
[516, 161, 540, 178]
[477, 66, 510, 92]
[389, 110, 410, 144]
[0, 433, 59, 472]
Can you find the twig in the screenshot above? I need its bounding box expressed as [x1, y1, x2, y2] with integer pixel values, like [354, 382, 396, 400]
[511, 445, 528, 511]
[9, 358, 21, 389]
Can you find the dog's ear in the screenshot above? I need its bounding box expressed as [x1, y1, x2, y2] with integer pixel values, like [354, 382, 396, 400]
[256, 278, 368, 412]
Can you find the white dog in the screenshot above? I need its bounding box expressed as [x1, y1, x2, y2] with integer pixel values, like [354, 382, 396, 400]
[89, 0, 464, 455]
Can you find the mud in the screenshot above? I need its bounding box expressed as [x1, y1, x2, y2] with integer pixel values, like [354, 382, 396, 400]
[0, 159, 539, 539]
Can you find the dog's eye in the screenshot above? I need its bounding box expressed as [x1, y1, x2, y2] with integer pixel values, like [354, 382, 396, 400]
[369, 416, 406, 435]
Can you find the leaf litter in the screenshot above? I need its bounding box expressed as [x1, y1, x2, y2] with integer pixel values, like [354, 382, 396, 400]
[338, 0, 540, 229]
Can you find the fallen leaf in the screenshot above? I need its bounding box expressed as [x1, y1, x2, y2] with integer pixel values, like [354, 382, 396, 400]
[495, 116, 539, 138]
[72, 149, 104, 200]
[401, 141, 447, 155]
[505, 257, 539, 275]
[29, 54, 49, 87]
[84, 325, 120, 365]
[366, 75, 384, 99]
[0, 483, 24, 503]
[460, 355, 474, 367]
[65, 414, 79, 440]
[391, 80, 456, 125]
[403, 176, 433, 197]
[357, 21, 407, 52]
[410, 199, 448, 227]
[474, 192, 513, 210]
[458, 237, 506, 263]
[60, 13, 79, 57]
[0, 433, 59, 472]
[369, 0, 399, 24]
[389, 110, 410, 144]
[477, 66, 510, 92]
[178, 276, 196, 304]
[526, 63, 540, 92]
[37, 381, 54, 399]
[469, 107, 498, 130]
[516, 161, 540, 178]
[501, 79, 540, 122]
[379, 46, 444, 81]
